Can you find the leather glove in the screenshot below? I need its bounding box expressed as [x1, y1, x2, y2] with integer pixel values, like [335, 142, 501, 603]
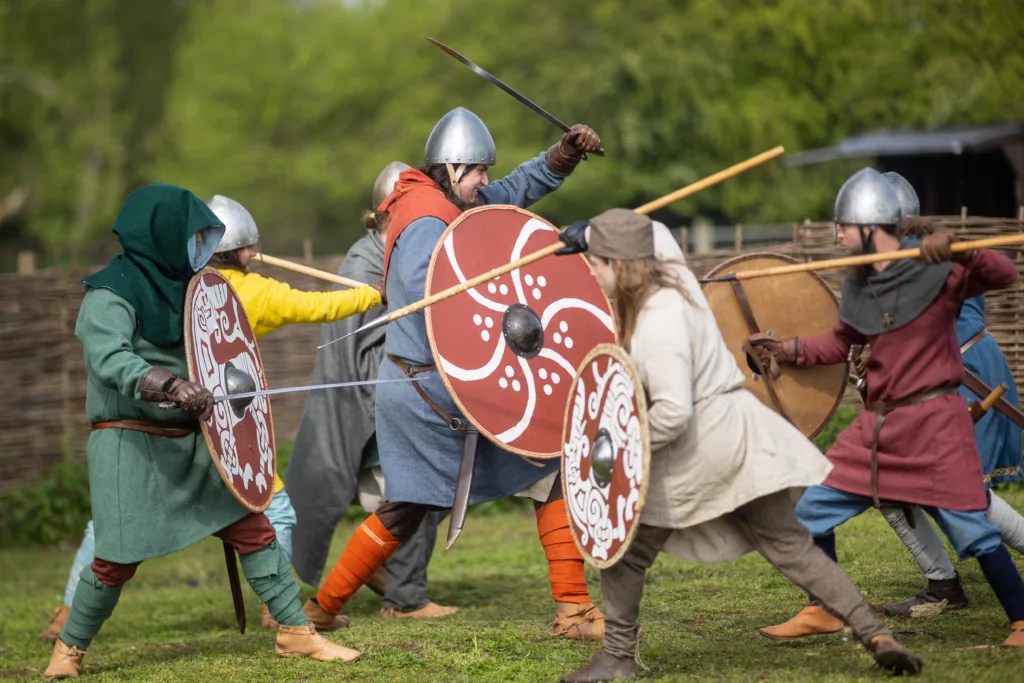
[556, 220, 589, 256]
[744, 334, 798, 378]
[371, 279, 387, 306]
[141, 366, 214, 420]
[544, 124, 602, 176]
[919, 229, 969, 264]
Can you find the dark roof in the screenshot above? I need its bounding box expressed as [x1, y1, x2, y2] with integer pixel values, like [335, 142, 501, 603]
[786, 123, 1024, 166]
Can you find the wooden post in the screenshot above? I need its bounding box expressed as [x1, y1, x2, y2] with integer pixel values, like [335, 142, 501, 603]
[16, 250, 36, 275]
[960, 206, 968, 234]
[303, 238, 313, 263]
[1018, 205, 1023, 221]
[734, 224, 743, 251]
[679, 227, 688, 255]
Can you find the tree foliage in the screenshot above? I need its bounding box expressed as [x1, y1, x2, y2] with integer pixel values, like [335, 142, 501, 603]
[2, 0, 1023, 255]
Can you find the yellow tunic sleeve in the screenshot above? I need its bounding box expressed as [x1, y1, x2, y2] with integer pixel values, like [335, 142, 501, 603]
[218, 269, 381, 339]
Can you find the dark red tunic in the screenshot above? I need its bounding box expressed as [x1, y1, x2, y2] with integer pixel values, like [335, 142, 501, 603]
[797, 249, 1018, 511]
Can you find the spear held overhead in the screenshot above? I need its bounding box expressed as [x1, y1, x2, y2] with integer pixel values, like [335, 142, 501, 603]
[319, 146, 786, 349]
[699, 234, 1024, 284]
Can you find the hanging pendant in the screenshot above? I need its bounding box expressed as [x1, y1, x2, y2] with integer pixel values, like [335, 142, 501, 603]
[883, 312, 894, 328]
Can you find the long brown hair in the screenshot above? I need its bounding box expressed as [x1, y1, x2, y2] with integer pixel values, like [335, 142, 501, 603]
[208, 248, 247, 273]
[417, 164, 482, 210]
[605, 257, 695, 351]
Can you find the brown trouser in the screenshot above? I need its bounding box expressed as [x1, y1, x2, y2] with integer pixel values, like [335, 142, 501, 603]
[91, 512, 277, 586]
[600, 491, 890, 659]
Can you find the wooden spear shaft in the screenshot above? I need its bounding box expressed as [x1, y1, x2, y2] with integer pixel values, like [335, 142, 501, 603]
[318, 147, 787, 348]
[253, 252, 369, 289]
[700, 234, 1024, 284]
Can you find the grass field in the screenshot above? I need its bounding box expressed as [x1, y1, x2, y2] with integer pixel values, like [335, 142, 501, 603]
[3, 492, 1024, 682]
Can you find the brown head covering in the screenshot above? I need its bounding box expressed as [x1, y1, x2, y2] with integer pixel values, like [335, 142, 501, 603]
[587, 208, 655, 261]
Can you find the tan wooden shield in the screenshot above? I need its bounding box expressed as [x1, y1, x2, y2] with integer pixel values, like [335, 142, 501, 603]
[701, 252, 847, 438]
[425, 205, 617, 459]
[562, 343, 651, 568]
[184, 268, 276, 512]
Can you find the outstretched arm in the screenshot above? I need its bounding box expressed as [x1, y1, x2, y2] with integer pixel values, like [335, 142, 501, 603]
[240, 272, 381, 338]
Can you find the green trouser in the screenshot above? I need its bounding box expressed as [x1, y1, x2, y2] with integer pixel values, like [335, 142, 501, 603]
[59, 539, 305, 649]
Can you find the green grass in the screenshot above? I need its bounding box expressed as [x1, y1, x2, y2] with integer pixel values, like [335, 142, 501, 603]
[3, 494, 1024, 681]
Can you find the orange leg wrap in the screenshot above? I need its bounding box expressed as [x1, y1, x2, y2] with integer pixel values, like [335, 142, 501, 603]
[316, 513, 400, 614]
[536, 500, 590, 604]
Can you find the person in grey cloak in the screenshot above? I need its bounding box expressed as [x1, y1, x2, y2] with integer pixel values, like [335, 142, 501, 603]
[302, 107, 608, 642]
[287, 161, 457, 620]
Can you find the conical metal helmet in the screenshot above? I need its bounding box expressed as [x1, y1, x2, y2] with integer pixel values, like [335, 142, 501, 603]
[424, 107, 496, 166]
[373, 161, 411, 208]
[834, 168, 902, 226]
[882, 171, 921, 219]
[207, 195, 260, 253]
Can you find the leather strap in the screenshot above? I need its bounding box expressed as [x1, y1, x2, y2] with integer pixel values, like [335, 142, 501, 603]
[960, 329, 987, 355]
[866, 387, 958, 509]
[730, 280, 793, 425]
[962, 369, 1024, 429]
[387, 354, 465, 431]
[91, 419, 199, 438]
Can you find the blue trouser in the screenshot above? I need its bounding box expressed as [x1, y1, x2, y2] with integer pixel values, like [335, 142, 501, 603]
[796, 484, 1024, 623]
[62, 488, 297, 606]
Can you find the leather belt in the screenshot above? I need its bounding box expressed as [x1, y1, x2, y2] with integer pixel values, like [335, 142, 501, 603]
[960, 329, 987, 355]
[865, 386, 958, 509]
[91, 419, 200, 438]
[387, 354, 465, 431]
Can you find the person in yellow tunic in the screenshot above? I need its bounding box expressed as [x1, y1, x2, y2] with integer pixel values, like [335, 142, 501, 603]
[40, 194, 381, 642]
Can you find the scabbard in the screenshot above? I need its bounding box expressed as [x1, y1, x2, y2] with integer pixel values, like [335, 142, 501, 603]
[223, 541, 246, 634]
[963, 369, 1024, 429]
[446, 425, 480, 550]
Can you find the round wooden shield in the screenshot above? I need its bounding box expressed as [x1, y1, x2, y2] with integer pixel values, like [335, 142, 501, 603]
[701, 252, 847, 438]
[184, 268, 275, 512]
[561, 344, 650, 568]
[425, 205, 617, 459]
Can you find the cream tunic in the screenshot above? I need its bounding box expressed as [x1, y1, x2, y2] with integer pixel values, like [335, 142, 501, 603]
[630, 264, 832, 562]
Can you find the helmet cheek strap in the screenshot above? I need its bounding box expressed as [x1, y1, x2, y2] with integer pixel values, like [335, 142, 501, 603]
[858, 225, 876, 254]
[445, 162, 464, 201]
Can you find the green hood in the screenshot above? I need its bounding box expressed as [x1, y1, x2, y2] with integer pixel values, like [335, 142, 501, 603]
[83, 183, 225, 348]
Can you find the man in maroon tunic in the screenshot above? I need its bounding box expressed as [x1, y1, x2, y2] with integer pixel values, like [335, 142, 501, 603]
[749, 167, 1024, 648]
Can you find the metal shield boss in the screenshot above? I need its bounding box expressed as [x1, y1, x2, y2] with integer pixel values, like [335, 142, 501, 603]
[701, 253, 847, 438]
[185, 268, 276, 511]
[561, 344, 650, 568]
[424, 204, 617, 458]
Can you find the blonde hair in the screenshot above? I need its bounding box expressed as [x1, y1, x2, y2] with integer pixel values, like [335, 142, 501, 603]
[608, 257, 694, 351]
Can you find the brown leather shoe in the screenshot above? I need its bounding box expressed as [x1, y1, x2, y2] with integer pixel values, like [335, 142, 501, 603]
[1003, 621, 1024, 647]
[882, 574, 969, 617]
[40, 605, 70, 643]
[381, 601, 459, 619]
[561, 648, 636, 682]
[759, 605, 843, 639]
[552, 601, 606, 641]
[44, 639, 86, 679]
[260, 603, 280, 630]
[275, 623, 360, 662]
[365, 566, 387, 597]
[868, 635, 923, 675]
[301, 597, 351, 632]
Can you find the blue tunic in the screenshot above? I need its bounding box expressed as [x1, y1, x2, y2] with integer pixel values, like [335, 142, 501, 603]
[377, 154, 564, 506]
[958, 295, 1023, 486]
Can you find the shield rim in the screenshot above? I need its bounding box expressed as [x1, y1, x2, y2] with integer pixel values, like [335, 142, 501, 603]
[424, 204, 617, 460]
[561, 342, 651, 569]
[701, 251, 847, 439]
[184, 267, 276, 513]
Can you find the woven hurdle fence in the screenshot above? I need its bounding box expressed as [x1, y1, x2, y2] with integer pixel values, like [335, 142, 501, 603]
[1, 214, 1021, 495]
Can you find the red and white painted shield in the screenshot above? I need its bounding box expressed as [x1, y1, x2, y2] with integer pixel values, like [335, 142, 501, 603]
[185, 268, 275, 512]
[562, 344, 650, 568]
[425, 205, 617, 459]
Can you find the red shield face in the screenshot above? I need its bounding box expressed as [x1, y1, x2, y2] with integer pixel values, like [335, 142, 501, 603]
[426, 205, 617, 458]
[562, 344, 650, 568]
[185, 269, 275, 512]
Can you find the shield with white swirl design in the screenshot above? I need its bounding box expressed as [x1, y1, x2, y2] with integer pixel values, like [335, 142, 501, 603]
[562, 343, 650, 568]
[425, 205, 617, 459]
[185, 268, 275, 512]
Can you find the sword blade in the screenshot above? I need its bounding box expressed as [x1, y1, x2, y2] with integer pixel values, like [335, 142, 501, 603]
[446, 425, 479, 551]
[427, 38, 604, 157]
[214, 377, 422, 403]
[318, 313, 390, 350]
